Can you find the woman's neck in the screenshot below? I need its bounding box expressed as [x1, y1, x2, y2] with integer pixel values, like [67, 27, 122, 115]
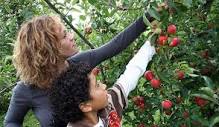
[58, 60, 69, 73]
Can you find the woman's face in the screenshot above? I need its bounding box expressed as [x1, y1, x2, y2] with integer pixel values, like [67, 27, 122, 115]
[57, 24, 79, 57]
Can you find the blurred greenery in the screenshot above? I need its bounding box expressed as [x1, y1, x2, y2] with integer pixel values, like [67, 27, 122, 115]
[23, 112, 39, 127]
[0, 111, 39, 127]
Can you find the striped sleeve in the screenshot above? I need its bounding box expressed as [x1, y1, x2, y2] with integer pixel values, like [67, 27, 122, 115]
[107, 84, 128, 118]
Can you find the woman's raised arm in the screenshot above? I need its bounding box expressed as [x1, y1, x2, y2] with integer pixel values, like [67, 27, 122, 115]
[68, 14, 154, 68]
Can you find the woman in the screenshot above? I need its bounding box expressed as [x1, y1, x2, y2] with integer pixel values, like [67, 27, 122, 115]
[4, 14, 154, 127]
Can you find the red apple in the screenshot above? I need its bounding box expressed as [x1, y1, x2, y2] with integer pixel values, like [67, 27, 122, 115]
[132, 96, 145, 110]
[137, 123, 145, 127]
[158, 35, 168, 45]
[194, 97, 208, 107]
[162, 100, 173, 109]
[150, 79, 161, 88]
[167, 24, 177, 34]
[180, 124, 187, 127]
[169, 37, 180, 47]
[144, 70, 155, 81]
[200, 49, 209, 59]
[177, 70, 185, 80]
[183, 110, 189, 119]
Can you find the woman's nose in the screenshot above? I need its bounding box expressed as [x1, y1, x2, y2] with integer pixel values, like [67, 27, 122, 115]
[100, 83, 107, 90]
[66, 32, 71, 38]
[67, 33, 75, 42]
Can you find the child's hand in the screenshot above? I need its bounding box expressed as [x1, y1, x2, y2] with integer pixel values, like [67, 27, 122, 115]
[144, 40, 156, 60]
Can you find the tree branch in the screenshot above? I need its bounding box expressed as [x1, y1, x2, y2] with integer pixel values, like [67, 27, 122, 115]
[43, 0, 95, 49]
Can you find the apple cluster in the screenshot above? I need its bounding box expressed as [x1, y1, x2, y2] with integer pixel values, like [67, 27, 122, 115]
[157, 24, 180, 47]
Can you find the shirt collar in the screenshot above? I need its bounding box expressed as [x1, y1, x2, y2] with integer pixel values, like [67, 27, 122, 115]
[93, 117, 104, 127]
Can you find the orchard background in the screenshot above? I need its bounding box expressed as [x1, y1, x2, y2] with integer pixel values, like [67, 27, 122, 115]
[0, 0, 218, 126]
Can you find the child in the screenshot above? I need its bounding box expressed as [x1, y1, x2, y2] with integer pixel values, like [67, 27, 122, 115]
[49, 41, 155, 127]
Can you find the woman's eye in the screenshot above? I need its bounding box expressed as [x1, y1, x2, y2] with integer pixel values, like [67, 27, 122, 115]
[63, 30, 67, 38]
[96, 81, 101, 87]
[97, 83, 100, 87]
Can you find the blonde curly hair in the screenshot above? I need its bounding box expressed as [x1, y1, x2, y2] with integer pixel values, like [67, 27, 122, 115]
[13, 15, 66, 89]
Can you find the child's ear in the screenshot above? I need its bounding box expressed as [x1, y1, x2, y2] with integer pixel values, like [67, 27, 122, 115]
[79, 102, 92, 113]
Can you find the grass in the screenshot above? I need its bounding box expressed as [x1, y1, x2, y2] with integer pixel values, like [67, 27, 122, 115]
[23, 111, 39, 127]
[0, 111, 39, 127]
[0, 113, 4, 126]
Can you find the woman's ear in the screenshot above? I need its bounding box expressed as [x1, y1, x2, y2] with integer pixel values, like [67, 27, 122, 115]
[79, 102, 92, 113]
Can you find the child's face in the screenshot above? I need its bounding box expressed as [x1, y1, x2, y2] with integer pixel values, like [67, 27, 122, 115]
[88, 72, 108, 111]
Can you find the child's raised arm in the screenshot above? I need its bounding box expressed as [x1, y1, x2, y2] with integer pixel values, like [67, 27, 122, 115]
[116, 41, 156, 97]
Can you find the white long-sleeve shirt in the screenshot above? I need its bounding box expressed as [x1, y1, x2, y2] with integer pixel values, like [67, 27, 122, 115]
[116, 41, 155, 97]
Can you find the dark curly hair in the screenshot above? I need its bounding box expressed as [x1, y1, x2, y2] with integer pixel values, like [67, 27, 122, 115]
[49, 62, 92, 126]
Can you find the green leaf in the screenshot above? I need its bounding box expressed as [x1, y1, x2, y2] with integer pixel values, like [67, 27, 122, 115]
[183, 0, 193, 8]
[103, 8, 109, 16]
[67, 15, 73, 23]
[109, 9, 117, 17]
[110, 0, 116, 7]
[167, 0, 179, 12]
[4, 55, 12, 63]
[79, 15, 86, 21]
[202, 76, 215, 88]
[153, 109, 161, 124]
[127, 111, 136, 120]
[143, 14, 152, 28]
[70, 7, 81, 13]
[4, 5, 11, 13]
[199, 87, 215, 98]
[64, 0, 71, 4]
[198, 0, 206, 4]
[188, 73, 199, 77]
[70, 0, 79, 5]
[210, 116, 219, 127]
[147, 7, 160, 21]
[148, 32, 157, 46]
[88, 0, 97, 5]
